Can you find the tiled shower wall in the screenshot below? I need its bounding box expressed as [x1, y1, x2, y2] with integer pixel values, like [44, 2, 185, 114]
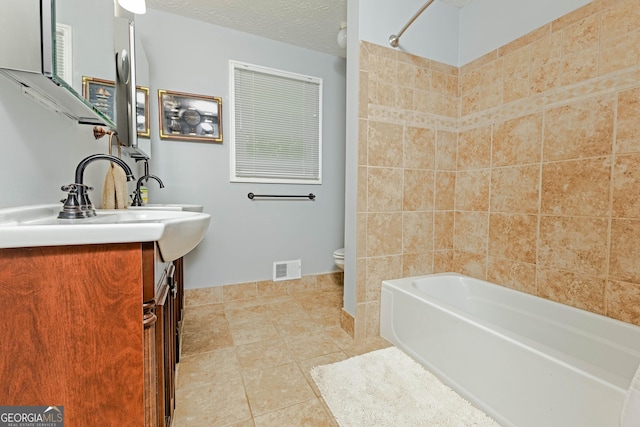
[354, 0, 640, 338]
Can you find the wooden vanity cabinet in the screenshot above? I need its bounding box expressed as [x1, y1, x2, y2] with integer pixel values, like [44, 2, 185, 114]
[0, 242, 180, 427]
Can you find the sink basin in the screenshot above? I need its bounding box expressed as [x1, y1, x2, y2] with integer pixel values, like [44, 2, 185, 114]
[0, 204, 211, 262]
[128, 203, 204, 212]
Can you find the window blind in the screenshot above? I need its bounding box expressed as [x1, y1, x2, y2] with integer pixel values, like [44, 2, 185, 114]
[231, 62, 322, 184]
[55, 24, 72, 86]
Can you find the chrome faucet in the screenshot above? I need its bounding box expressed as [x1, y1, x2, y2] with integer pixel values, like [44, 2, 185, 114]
[58, 154, 135, 219]
[131, 174, 165, 206]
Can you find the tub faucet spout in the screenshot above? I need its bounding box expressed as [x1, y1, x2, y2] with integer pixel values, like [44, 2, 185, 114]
[58, 154, 135, 219]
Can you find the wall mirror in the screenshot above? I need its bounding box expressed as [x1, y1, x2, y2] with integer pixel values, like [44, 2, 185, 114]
[54, 0, 117, 127]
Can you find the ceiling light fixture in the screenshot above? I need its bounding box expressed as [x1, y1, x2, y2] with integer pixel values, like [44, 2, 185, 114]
[337, 24, 347, 49]
[118, 0, 146, 14]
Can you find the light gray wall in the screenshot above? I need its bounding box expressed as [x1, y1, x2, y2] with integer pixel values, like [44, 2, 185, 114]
[359, 0, 460, 65]
[136, 10, 346, 289]
[0, 76, 138, 208]
[458, 0, 592, 65]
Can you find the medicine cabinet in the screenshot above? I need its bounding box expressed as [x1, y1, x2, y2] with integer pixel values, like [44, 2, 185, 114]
[0, 0, 149, 157]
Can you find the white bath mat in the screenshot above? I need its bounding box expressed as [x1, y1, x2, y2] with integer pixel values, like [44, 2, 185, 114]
[310, 346, 501, 427]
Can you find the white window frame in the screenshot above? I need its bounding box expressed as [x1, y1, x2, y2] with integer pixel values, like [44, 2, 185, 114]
[229, 60, 323, 184]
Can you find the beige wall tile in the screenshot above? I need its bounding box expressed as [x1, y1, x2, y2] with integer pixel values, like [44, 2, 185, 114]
[503, 47, 531, 104]
[398, 61, 416, 88]
[600, 0, 640, 40]
[455, 169, 490, 211]
[609, 219, 640, 283]
[340, 309, 355, 338]
[538, 216, 608, 277]
[434, 211, 455, 250]
[403, 169, 435, 211]
[487, 257, 536, 294]
[364, 300, 381, 337]
[377, 82, 396, 107]
[224, 282, 258, 302]
[257, 281, 289, 298]
[562, 13, 600, 54]
[543, 95, 615, 161]
[436, 130, 458, 171]
[488, 213, 538, 263]
[356, 257, 367, 304]
[607, 280, 640, 326]
[612, 154, 640, 218]
[366, 255, 402, 302]
[414, 67, 431, 91]
[403, 211, 435, 253]
[356, 215, 367, 262]
[368, 121, 404, 167]
[599, 30, 640, 75]
[366, 212, 403, 256]
[453, 250, 487, 279]
[498, 24, 550, 57]
[541, 157, 612, 216]
[562, 47, 598, 86]
[435, 171, 456, 211]
[358, 70, 369, 119]
[454, 211, 489, 254]
[357, 166, 367, 213]
[616, 87, 640, 154]
[537, 268, 605, 314]
[402, 253, 434, 277]
[434, 250, 455, 272]
[530, 31, 563, 94]
[490, 165, 540, 214]
[492, 114, 542, 167]
[358, 119, 368, 165]
[404, 126, 436, 169]
[458, 126, 492, 170]
[368, 167, 403, 212]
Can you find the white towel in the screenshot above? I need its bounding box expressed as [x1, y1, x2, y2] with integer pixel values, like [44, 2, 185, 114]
[621, 364, 640, 427]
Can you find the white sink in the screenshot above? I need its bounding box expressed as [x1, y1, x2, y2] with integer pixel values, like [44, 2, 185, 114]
[0, 204, 211, 262]
[128, 203, 204, 212]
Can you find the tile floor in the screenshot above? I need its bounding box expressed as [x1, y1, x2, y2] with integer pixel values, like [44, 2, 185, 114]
[173, 283, 391, 427]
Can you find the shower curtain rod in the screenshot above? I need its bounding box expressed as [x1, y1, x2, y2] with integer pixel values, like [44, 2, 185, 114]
[389, 0, 437, 47]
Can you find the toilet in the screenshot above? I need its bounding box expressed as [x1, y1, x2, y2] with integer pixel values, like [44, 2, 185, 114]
[333, 248, 344, 270]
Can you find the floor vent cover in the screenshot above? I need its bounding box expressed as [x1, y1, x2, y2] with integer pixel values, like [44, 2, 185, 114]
[273, 259, 301, 281]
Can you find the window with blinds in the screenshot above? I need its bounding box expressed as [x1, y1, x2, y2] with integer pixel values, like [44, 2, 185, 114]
[230, 61, 322, 184]
[55, 24, 73, 86]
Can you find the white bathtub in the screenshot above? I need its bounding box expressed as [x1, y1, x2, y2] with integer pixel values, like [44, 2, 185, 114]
[380, 273, 640, 427]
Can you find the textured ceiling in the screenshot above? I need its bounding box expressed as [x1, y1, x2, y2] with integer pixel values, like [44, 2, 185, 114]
[146, 0, 472, 58]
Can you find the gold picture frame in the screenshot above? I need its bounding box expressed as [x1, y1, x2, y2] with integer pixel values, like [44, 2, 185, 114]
[82, 76, 151, 138]
[158, 89, 223, 142]
[82, 76, 115, 122]
[136, 86, 150, 138]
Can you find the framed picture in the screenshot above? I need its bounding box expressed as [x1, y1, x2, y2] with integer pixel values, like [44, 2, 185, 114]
[136, 86, 150, 137]
[158, 89, 223, 142]
[82, 76, 150, 138]
[82, 76, 115, 122]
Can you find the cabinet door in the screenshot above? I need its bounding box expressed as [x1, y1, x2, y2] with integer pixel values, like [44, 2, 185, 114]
[0, 244, 145, 426]
[143, 301, 159, 427]
[155, 282, 176, 427]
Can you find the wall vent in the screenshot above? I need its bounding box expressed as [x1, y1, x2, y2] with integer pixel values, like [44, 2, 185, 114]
[273, 259, 301, 282]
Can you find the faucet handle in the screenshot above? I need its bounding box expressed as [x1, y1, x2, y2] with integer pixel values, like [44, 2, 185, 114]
[61, 183, 79, 193]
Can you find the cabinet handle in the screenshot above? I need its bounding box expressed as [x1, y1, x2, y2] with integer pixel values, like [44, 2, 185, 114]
[142, 299, 157, 327]
[167, 263, 177, 298]
[143, 312, 157, 327]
